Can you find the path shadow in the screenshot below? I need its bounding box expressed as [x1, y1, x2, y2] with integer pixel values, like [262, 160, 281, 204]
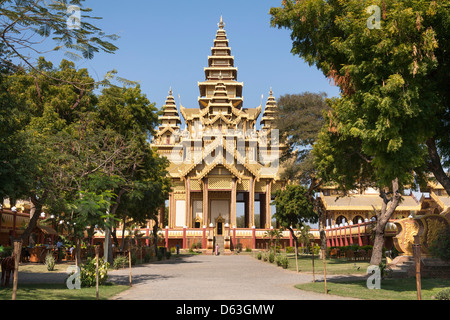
[136, 254, 206, 265]
[108, 273, 173, 286]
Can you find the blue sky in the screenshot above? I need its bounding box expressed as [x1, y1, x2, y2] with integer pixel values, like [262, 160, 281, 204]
[40, 0, 340, 120]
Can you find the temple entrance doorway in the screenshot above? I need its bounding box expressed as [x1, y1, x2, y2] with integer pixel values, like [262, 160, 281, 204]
[210, 198, 229, 235]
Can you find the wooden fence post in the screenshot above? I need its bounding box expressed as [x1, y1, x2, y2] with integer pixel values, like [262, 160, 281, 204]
[11, 240, 22, 300]
[95, 245, 99, 300]
[413, 235, 422, 300]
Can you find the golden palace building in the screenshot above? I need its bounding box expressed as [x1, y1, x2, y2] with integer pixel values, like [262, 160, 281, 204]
[150, 18, 286, 252]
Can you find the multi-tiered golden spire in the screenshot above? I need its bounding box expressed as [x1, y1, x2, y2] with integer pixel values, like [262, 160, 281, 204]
[155, 88, 181, 145]
[261, 88, 278, 130]
[198, 17, 243, 110]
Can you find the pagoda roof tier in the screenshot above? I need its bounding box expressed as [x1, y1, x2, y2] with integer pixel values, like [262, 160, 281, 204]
[198, 81, 243, 98]
[261, 89, 278, 128]
[211, 47, 232, 55]
[159, 115, 181, 122]
[204, 66, 238, 80]
[198, 97, 243, 109]
[208, 55, 235, 60]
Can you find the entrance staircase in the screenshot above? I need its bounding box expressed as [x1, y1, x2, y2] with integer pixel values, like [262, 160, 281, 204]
[388, 256, 415, 278]
[215, 236, 225, 255]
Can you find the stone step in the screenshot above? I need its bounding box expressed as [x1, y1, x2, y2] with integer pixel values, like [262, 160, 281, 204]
[214, 236, 225, 255]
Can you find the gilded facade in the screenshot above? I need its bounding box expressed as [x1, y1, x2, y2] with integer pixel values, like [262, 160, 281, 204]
[151, 18, 285, 234]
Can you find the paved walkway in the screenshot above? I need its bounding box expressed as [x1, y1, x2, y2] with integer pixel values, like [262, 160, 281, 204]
[108, 254, 359, 300]
[15, 254, 361, 300]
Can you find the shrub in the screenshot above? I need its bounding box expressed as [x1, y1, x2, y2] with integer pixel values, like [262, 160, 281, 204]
[280, 255, 289, 269]
[434, 288, 450, 300]
[157, 250, 163, 261]
[113, 256, 128, 270]
[268, 251, 275, 263]
[129, 253, 136, 265]
[257, 252, 262, 260]
[275, 254, 281, 266]
[0, 246, 12, 258]
[263, 252, 268, 261]
[428, 226, 450, 261]
[378, 262, 392, 279]
[286, 246, 294, 254]
[165, 250, 171, 259]
[144, 253, 151, 263]
[79, 257, 109, 287]
[245, 247, 252, 252]
[44, 253, 55, 271]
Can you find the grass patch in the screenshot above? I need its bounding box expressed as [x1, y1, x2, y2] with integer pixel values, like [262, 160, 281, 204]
[295, 278, 450, 300]
[19, 262, 75, 273]
[0, 283, 129, 300]
[283, 254, 370, 275]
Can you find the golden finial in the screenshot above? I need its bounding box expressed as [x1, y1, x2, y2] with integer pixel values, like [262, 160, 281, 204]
[218, 16, 225, 29]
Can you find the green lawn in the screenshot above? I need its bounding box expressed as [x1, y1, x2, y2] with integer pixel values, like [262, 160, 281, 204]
[0, 262, 130, 300]
[19, 262, 75, 273]
[285, 254, 370, 275]
[256, 253, 450, 300]
[295, 278, 450, 300]
[0, 283, 129, 300]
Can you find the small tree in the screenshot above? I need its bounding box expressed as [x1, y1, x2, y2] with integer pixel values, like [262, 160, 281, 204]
[297, 224, 313, 254]
[273, 184, 318, 272]
[263, 229, 282, 253]
[428, 225, 450, 262]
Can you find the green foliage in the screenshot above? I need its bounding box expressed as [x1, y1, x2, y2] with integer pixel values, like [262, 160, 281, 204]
[0, 246, 12, 258]
[378, 261, 393, 279]
[156, 250, 163, 261]
[0, 54, 169, 253]
[275, 92, 330, 183]
[270, 0, 450, 192]
[280, 255, 289, 269]
[44, 253, 56, 271]
[0, 0, 119, 72]
[272, 184, 318, 229]
[80, 257, 109, 288]
[434, 288, 450, 300]
[257, 252, 262, 260]
[268, 251, 275, 263]
[428, 226, 450, 261]
[113, 256, 128, 270]
[130, 254, 137, 266]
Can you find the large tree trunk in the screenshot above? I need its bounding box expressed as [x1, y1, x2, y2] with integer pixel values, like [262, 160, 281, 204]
[152, 216, 159, 256]
[120, 217, 127, 251]
[309, 177, 326, 258]
[315, 198, 327, 259]
[426, 138, 450, 195]
[370, 178, 401, 265]
[75, 237, 82, 268]
[20, 195, 43, 244]
[103, 227, 113, 265]
[110, 189, 125, 248]
[112, 226, 119, 247]
[288, 226, 300, 272]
